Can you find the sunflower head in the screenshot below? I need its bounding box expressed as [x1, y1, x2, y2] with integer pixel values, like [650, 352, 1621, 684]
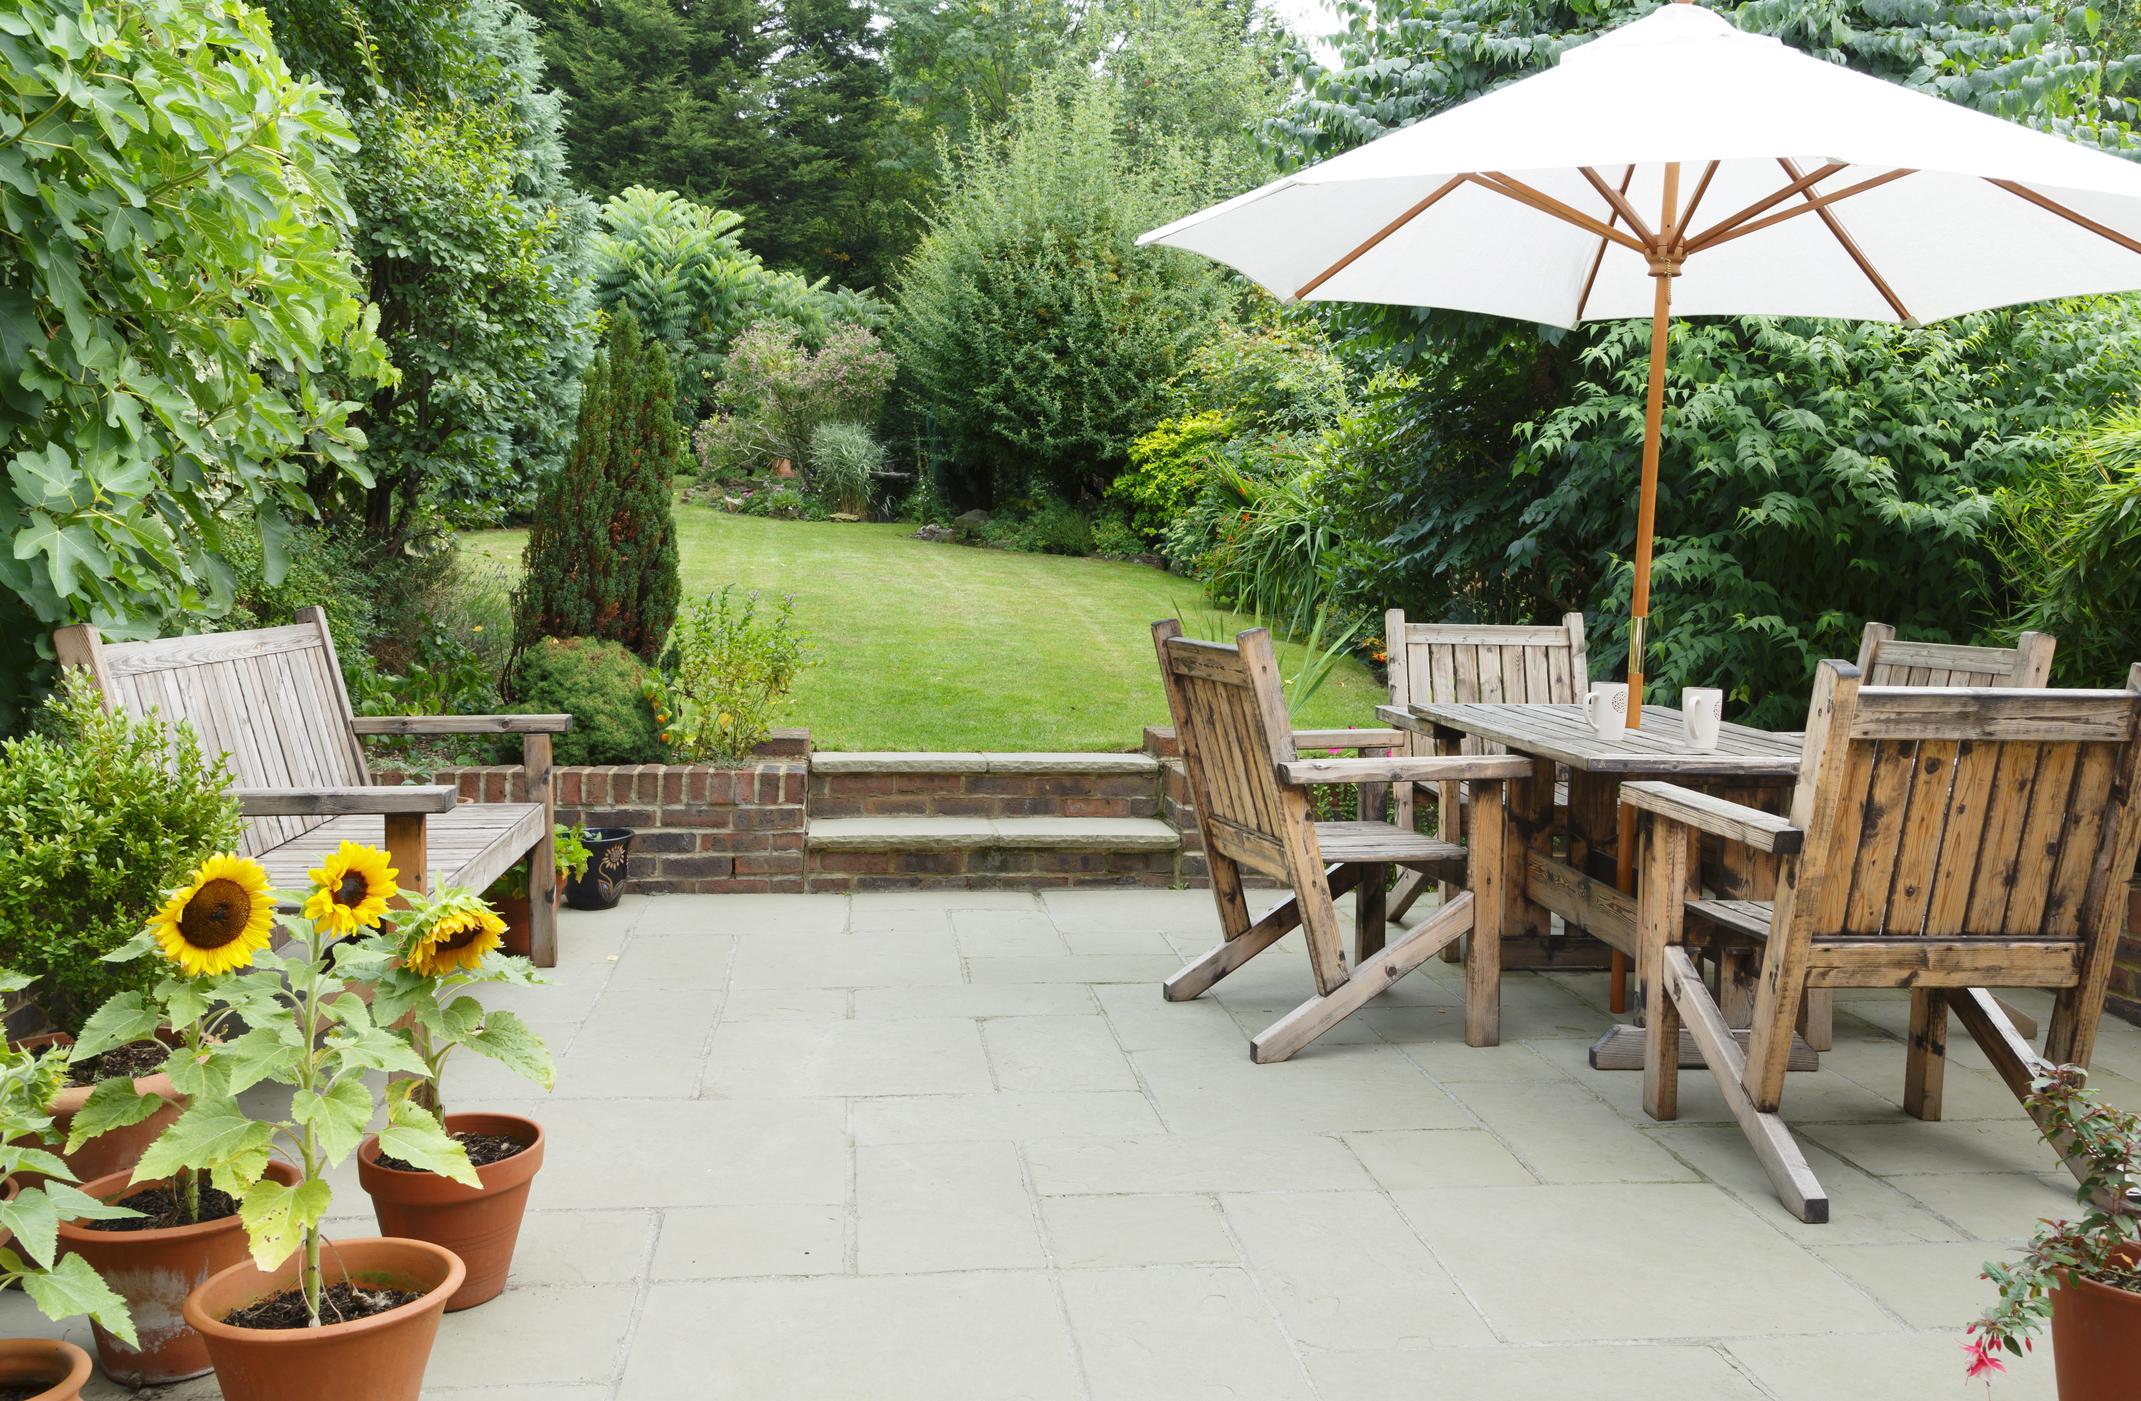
[303, 843, 399, 935]
[147, 854, 277, 978]
[405, 900, 508, 979]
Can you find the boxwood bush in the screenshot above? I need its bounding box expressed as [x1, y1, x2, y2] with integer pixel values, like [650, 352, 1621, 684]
[510, 637, 663, 765]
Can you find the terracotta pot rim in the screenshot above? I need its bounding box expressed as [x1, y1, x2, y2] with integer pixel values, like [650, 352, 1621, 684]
[14, 1030, 181, 1112]
[56, 1161, 301, 1247]
[0, 1337, 93, 1397]
[356, 1112, 545, 1186]
[182, 1235, 467, 1344]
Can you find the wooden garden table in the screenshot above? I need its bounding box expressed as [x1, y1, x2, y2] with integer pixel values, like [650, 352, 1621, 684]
[1377, 700, 1807, 1066]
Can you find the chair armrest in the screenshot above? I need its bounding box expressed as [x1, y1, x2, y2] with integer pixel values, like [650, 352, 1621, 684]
[236, 785, 458, 817]
[1278, 754, 1533, 787]
[1621, 781, 1803, 855]
[1289, 727, 1409, 753]
[350, 714, 574, 736]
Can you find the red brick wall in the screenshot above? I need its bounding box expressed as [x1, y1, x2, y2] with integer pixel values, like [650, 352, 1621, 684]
[809, 770, 1160, 821]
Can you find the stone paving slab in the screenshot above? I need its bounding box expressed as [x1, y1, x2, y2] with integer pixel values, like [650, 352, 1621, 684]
[6, 888, 2130, 1398]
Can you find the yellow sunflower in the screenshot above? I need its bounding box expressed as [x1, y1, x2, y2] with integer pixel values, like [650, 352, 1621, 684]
[405, 906, 507, 978]
[302, 843, 399, 935]
[147, 855, 277, 978]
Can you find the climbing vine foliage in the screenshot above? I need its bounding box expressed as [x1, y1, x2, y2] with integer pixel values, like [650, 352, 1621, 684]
[0, 0, 389, 721]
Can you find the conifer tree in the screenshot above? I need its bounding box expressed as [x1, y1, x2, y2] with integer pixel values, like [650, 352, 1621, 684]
[515, 311, 682, 661]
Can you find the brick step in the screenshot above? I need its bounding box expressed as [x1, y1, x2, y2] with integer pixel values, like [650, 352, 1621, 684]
[806, 816, 1180, 893]
[810, 751, 1163, 822]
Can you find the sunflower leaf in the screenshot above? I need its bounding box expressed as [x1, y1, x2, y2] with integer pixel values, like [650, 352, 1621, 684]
[322, 1020, 428, 1079]
[133, 1099, 275, 1186]
[378, 1101, 479, 1187]
[237, 1174, 331, 1272]
[21, 1252, 138, 1348]
[219, 1023, 305, 1095]
[456, 1008, 554, 1092]
[70, 992, 161, 1061]
[0, 1187, 60, 1267]
[64, 1078, 168, 1153]
[292, 1076, 373, 1166]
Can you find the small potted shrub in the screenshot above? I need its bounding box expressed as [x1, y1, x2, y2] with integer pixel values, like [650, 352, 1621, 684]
[0, 671, 239, 1180]
[0, 983, 138, 1400]
[56, 854, 302, 1384]
[98, 846, 479, 1401]
[1966, 1066, 2140, 1398]
[350, 892, 555, 1309]
[485, 823, 590, 954]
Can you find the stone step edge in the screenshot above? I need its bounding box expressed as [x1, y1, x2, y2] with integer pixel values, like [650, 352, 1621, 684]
[807, 816, 1180, 852]
[810, 751, 1159, 777]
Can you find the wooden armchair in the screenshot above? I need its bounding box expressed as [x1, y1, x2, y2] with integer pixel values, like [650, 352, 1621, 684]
[1627, 659, 2141, 1222]
[54, 608, 574, 965]
[1857, 622, 2055, 688]
[1154, 620, 1530, 1062]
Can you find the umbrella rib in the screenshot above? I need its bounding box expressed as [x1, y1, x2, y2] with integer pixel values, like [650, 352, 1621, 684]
[1292, 174, 1469, 301]
[1685, 168, 1914, 253]
[1986, 178, 2141, 258]
[1580, 166, 1658, 247]
[1475, 172, 1650, 254]
[1777, 157, 1913, 321]
[1682, 160, 1847, 250]
[1575, 165, 1637, 322]
[1672, 161, 1722, 253]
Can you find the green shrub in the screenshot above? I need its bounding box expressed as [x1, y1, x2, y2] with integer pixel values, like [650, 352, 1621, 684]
[1996, 405, 2141, 686]
[1090, 507, 1146, 561]
[515, 311, 683, 662]
[646, 588, 810, 763]
[509, 637, 662, 765]
[810, 422, 890, 516]
[889, 72, 1227, 503]
[711, 321, 897, 478]
[1110, 410, 1236, 543]
[0, 671, 240, 1032]
[978, 498, 1095, 556]
[1178, 321, 1351, 435]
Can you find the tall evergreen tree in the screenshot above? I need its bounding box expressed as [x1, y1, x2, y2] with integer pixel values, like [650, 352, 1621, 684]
[515, 312, 683, 661]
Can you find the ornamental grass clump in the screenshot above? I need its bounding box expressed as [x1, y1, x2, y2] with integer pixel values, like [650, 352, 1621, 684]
[84, 848, 480, 1328]
[1965, 1066, 2140, 1379]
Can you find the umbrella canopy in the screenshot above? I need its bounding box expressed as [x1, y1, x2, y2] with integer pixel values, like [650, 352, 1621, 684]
[1140, 0, 2141, 713]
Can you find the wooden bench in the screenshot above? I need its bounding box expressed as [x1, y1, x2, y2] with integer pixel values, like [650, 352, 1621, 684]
[1627, 659, 2141, 1222]
[1154, 620, 1530, 1062]
[54, 608, 572, 965]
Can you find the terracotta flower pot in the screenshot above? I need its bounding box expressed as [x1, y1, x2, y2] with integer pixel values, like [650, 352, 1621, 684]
[0, 1339, 92, 1401]
[493, 889, 559, 959]
[355, 1112, 543, 1310]
[181, 1236, 464, 1401]
[56, 1160, 302, 1386]
[2052, 1242, 2141, 1401]
[12, 1032, 183, 1183]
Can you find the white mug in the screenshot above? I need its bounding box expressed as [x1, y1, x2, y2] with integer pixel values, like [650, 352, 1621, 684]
[1584, 683, 1629, 742]
[1682, 687, 1724, 751]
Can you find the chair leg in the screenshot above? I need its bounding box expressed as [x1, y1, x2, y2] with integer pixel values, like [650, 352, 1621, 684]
[1644, 958, 1682, 1121]
[1637, 815, 1687, 1120]
[1252, 892, 1474, 1064]
[1904, 989, 1948, 1121]
[1436, 778, 1465, 963]
[1798, 988, 1834, 1052]
[1165, 865, 1362, 1002]
[1464, 780, 1504, 1048]
[1354, 864, 1387, 962]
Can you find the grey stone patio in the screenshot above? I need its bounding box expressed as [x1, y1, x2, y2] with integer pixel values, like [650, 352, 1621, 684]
[17, 887, 2141, 1399]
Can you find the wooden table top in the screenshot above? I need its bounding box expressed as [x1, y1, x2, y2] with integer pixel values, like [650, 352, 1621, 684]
[1377, 701, 1804, 778]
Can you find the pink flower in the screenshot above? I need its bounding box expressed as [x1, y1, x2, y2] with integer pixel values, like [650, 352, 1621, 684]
[1960, 1335, 2006, 1381]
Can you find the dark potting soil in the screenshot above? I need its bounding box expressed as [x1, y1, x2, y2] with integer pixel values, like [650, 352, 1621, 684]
[375, 1130, 527, 1174]
[0, 1386, 55, 1401]
[222, 1280, 421, 1331]
[66, 1040, 168, 1086]
[81, 1181, 240, 1232]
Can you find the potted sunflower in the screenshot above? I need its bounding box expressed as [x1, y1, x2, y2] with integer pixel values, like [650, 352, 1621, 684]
[346, 891, 555, 1309]
[0, 980, 138, 1401]
[77, 846, 473, 1401]
[1966, 1066, 2140, 1399]
[56, 851, 304, 1385]
[483, 823, 590, 957]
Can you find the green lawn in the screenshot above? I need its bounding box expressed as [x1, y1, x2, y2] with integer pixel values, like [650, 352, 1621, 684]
[469, 508, 1385, 751]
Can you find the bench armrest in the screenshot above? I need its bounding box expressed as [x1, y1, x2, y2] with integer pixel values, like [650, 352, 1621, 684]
[1278, 754, 1534, 787]
[237, 785, 458, 817]
[1621, 781, 1803, 855]
[1289, 728, 1408, 753]
[350, 714, 574, 736]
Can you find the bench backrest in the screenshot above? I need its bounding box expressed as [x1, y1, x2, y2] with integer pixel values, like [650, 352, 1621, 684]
[53, 607, 367, 857]
[1152, 620, 1313, 883]
[1856, 622, 2055, 689]
[1385, 610, 1587, 759]
[1780, 661, 2141, 954]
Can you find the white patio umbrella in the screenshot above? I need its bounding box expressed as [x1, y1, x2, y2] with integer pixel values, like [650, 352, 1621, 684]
[1140, 0, 2141, 721]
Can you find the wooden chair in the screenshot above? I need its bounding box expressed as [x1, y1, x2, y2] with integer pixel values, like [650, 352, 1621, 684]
[54, 608, 574, 966]
[1857, 622, 2055, 688]
[1154, 620, 1530, 1062]
[1626, 660, 2141, 1222]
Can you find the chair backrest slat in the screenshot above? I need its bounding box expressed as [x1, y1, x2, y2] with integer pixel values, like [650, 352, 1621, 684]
[54, 611, 368, 858]
[1856, 622, 2055, 690]
[1787, 667, 2141, 945]
[1152, 622, 1312, 882]
[1387, 612, 1588, 754]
